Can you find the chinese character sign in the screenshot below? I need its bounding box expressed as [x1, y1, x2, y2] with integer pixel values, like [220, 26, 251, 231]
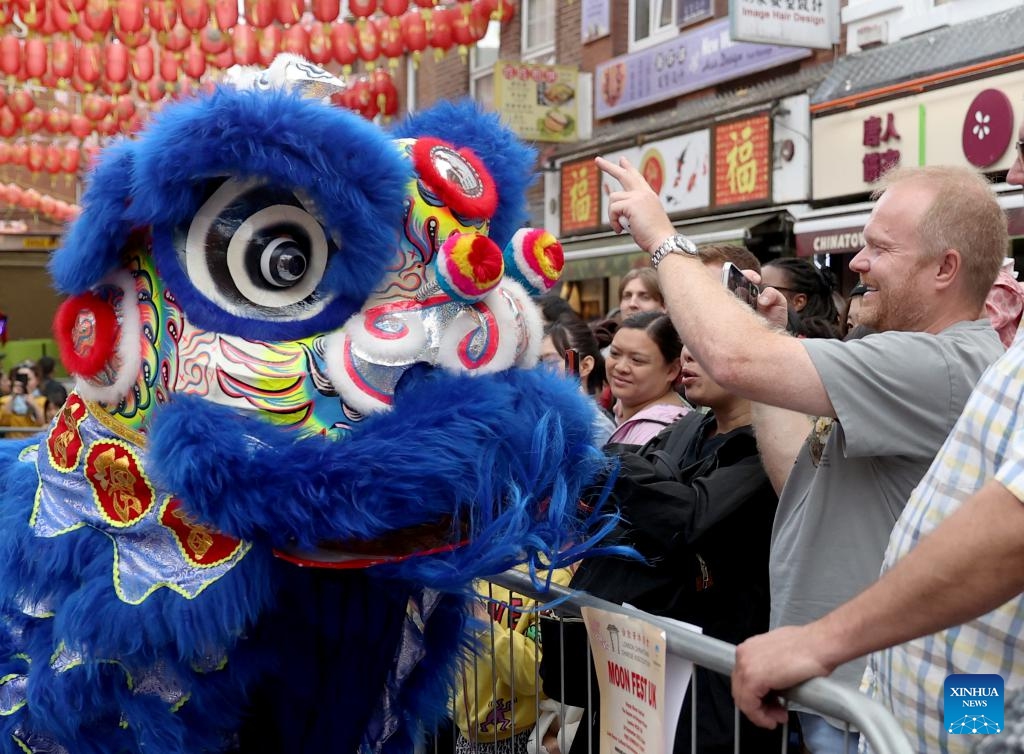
[561, 159, 601, 233]
[494, 61, 580, 143]
[862, 111, 901, 183]
[730, 0, 839, 50]
[714, 114, 771, 206]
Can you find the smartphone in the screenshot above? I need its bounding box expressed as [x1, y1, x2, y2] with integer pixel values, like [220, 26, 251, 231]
[14, 372, 29, 387]
[564, 348, 579, 377]
[721, 262, 760, 309]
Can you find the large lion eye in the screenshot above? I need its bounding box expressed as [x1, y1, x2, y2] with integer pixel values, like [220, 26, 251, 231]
[178, 178, 337, 320]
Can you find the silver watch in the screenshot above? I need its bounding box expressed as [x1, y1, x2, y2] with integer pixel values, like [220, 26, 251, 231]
[650, 234, 699, 269]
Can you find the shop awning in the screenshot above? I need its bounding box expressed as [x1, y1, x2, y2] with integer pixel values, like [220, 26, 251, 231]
[561, 210, 790, 281]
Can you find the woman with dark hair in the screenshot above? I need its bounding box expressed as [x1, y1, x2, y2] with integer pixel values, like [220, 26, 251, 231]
[539, 316, 617, 444]
[760, 258, 840, 338]
[605, 311, 689, 446]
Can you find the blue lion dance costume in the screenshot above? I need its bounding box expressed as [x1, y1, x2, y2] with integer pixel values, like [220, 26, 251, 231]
[0, 57, 614, 754]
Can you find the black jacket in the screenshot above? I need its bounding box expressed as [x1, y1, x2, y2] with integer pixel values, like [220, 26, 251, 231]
[541, 410, 781, 754]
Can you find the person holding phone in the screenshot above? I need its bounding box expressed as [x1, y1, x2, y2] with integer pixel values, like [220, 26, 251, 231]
[0, 363, 47, 439]
[598, 154, 1006, 753]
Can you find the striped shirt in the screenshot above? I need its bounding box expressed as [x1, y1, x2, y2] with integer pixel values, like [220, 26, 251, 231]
[864, 333, 1024, 753]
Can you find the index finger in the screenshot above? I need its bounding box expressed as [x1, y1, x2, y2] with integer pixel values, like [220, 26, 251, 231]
[595, 155, 643, 189]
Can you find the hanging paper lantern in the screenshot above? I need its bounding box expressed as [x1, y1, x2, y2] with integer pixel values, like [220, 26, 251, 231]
[232, 23, 258, 65]
[491, 0, 514, 23]
[10, 143, 28, 166]
[51, 3, 77, 32]
[331, 21, 357, 72]
[162, 19, 192, 52]
[211, 47, 234, 69]
[17, 0, 44, 29]
[0, 35, 22, 77]
[82, 93, 110, 121]
[8, 90, 35, 116]
[452, 4, 476, 49]
[51, 37, 76, 79]
[399, 9, 427, 66]
[45, 145, 63, 174]
[73, 17, 98, 42]
[0, 142, 10, 164]
[381, 0, 409, 16]
[307, 22, 332, 65]
[97, 112, 119, 136]
[178, 0, 209, 32]
[39, 195, 58, 218]
[115, 0, 147, 45]
[0, 2, 15, 24]
[131, 43, 154, 81]
[83, 0, 113, 34]
[200, 25, 231, 55]
[69, 112, 92, 138]
[159, 47, 179, 83]
[370, 67, 398, 118]
[281, 23, 310, 58]
[349, 0, 376, 19]
[27, 142, 46, 172]
[355, 17, 380, 64]
[113, 93, 135, 122]
[182, 40, 206, 79]
[45, 106, 71, 134]
[311, 0, 339, 23]
[429, 6, 455, 60]
[20, 107, 44, 134]
[244, 0, 273, 28]
[375, 16, 404, 62]
[413, 0, 435, 8]
[77, 42, 101, 85]
[276, 0, 301, 26]
[214, 0, 238, 30]
[257, 23, 282, 66]
[104, 41, 129, 83]
[61, 142, 81, 173]
[468, 0, 491, 40]
[24, 38, 47, 80]
[22, 187, 42, 210]
[147, 0, 177, 32]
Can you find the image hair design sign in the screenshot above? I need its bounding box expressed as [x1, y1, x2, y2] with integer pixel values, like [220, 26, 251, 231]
[729, 0, 839, 50]
[594, 18, 809, 119]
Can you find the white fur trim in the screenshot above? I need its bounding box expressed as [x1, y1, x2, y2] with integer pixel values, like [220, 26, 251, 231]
[74, 270, 143, 406]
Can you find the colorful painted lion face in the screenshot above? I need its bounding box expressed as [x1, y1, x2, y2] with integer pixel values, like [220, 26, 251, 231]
[51, 56, 563, 440]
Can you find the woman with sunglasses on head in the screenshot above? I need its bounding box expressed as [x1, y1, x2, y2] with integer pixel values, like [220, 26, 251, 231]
[760, 258, 841, 339]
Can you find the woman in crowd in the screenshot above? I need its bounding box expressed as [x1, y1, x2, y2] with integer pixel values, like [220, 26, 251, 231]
[605, 311, 688, 446]
[539, 316, 616, 445]
[843, 281, 868, 336]
[617, 268, 665, 319]
[0, 362, 46, 439]
[760, 258, 841, 338]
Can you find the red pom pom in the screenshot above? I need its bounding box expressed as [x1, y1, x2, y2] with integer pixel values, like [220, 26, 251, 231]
[411, 137, 498, 221]
[53, 292, 120, 379]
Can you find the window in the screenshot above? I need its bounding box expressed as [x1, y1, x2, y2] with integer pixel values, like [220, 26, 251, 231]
[521, 0, 555, 59]
[470, 20, 500, 110]
[629, 0, 676, 49]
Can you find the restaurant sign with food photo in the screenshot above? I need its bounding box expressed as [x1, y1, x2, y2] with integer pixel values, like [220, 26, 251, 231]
[494, 61, 580, 143]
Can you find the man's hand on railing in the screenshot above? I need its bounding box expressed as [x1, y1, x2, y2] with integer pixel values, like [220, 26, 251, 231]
[731, 624, 835, 729]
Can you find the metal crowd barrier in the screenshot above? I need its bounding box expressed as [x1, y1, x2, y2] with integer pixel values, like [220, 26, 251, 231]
[438, 568, 914, 754]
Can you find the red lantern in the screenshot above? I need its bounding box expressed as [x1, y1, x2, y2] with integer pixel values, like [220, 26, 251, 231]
[51, 37, 76, 78]
[62, 143, 81, 173]
[214, 0, 238, 30]
[51, 3, 77, 32]
[370, 68, 398, 118]
[200, 25, 231, 55]
[429, 6, 454, 58]
[22, 188, 42, 210]
[74, 17, 98, 42]
[39, 195, 58, 217]
[104, 41, 129, 83]
[162, 19, 192, 51]
[311, 0, 339, 23]
[399, 9, 427, 66]
[83, 0, 113, 33]
[148, 0, 177, 32]
[20, 107, 44, 134]
[281, 23, 310, 58]
[0, 2, 14, 24]
[492, 0, 514, 23]
[413, 0, 436, 7]
[115, 0, 147, 45]
[331, 21, 357, 71]
[178, 0, 209, 31]
[131, 44, 154, 81]
[245, 0, 273, 28]
[69, 112, 92, 138]
[0, 107, 17, 138]
[452, 5, 476, 48]
[82, 93, 110, 121]
[0, 142, 9, 164]
[27, 142, 45, 172]
[375, 16, 404, 61]
[45, 145, 63, 174]
[8, 90, 35, 116]
[0, 35, 22, 77]
[356, 18, 380, 64]
[182, 40, 206, 79]
[98, 112, 118, 135]
[159, 48, 178, 83]
[211, 47, 234, 69]
[349, 0, 376, 19]
[24, 38, 47, 79]
[77, 42, 101, 85]
[113, 93, 135, 122]
[232, 23, 258, 65]
[381, 0, 408, 16]
[276, 0, 301, 26]
[468, 0, 491, 40]
[10, 143, 28, 166]
[308, 23, 332, 65]
[17, 0, 45, 29]
[257, 24, 282, 66]
[46, 106, 71, 133]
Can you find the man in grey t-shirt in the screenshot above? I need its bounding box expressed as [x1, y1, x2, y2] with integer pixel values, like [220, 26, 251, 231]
[597, 158, 1007, 753]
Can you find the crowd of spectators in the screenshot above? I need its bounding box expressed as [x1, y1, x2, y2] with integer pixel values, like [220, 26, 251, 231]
[0, 355, 68, 439]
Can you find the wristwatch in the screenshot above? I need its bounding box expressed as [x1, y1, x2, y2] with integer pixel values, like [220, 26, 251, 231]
[650, 234, 699, 269]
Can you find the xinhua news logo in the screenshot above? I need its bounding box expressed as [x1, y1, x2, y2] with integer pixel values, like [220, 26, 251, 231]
[944, 674, 1003, 735]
